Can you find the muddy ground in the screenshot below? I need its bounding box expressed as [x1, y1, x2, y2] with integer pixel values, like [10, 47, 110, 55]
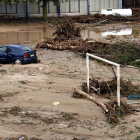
[0, 21, 140, 140]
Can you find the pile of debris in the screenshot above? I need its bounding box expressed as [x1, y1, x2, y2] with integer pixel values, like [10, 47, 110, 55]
[37, 15, 140, 67]
[37, 38, 109, 51]
[53, 16, 85, 41]
[72, 8, 140, 24]
[105, 99, 134, 124]
[73, 76, 140, 124]
[37, 16, 109, 50]
[78, 77, 140, 98]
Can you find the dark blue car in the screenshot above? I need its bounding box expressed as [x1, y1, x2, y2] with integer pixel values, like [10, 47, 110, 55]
[0, 44, 37, 64]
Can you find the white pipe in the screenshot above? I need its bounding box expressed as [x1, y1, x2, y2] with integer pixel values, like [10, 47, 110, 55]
[86, 53, 120, 106]
[86, 54, 89, 93]
[100, 9, 132, 17]
[127, 102, 140, 105]
[117, 65, 120, 106]
[87, 53, 119, 66]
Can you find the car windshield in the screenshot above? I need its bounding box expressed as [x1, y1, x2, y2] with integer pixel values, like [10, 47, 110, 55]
[0, 46, 7, 52]
[20, 46, 32, 52]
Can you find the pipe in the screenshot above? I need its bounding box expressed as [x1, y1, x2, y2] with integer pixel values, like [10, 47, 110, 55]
[117, 65, 120, 106]
[86, 54, 89, 93]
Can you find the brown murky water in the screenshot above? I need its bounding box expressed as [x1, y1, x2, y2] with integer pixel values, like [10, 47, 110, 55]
[0, 25, 140, 46]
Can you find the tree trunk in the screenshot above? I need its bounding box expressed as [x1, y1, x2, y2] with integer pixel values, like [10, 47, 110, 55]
[43, 0, 48, 22]
[73, 86, 109, 113]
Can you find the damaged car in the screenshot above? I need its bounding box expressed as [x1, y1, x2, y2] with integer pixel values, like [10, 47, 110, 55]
[0, 44, 37, 64]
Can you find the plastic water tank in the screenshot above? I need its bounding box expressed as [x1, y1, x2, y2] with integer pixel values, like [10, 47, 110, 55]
[100, 9, 132, 17]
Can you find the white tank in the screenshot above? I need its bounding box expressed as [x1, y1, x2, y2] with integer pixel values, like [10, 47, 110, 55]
[100, 9, 132, 17]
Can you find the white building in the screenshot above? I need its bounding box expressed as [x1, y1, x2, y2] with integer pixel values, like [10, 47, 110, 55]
[0, 0, 122, 18]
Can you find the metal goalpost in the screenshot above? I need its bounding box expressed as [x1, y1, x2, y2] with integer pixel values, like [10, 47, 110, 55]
[86, 53, 120, 106]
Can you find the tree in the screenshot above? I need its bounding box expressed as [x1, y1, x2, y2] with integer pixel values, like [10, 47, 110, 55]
[40, 0, 66, 22]
[0, 0, 66, 22]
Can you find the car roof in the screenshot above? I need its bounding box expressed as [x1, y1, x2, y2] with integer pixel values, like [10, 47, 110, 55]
[4, 44, 27, 48]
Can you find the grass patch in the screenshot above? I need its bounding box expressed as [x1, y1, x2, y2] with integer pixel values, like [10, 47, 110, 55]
[76, 41, 140, 67]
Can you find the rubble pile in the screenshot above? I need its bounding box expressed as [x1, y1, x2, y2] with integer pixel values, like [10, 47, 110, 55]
[72, 8, 140, 24]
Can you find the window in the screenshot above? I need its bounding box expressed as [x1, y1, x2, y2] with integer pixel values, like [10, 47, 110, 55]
[10, 48, 20, 53]
[20, 46, 31, 52]
[0, 47, 7, 53]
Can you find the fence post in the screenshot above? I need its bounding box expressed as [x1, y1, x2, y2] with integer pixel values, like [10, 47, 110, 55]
[26, 2, 30, 19]
[69, 0, 71, 12]
[58, 0, 61, 19]
[87, 0, 91, 15]
[118, 0, 122, 9]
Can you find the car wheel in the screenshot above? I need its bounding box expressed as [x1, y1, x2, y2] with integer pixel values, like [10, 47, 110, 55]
[14, 59, 22, 64]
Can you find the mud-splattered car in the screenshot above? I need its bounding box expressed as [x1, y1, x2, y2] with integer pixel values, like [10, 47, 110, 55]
[0, 44, 37, 64]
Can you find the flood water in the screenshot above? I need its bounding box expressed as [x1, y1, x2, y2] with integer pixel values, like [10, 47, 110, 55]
[0, 26, 140, 46]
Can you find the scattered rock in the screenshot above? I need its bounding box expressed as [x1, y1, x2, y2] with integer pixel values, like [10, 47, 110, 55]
[0, 69, 7, 75]
[38, 67, 44, 71]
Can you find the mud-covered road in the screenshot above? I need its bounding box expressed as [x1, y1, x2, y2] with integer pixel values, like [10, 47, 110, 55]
[0, 22, 140, 140]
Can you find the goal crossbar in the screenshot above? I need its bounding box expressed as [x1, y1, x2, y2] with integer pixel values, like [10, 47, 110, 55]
[86, 53, 120, 106]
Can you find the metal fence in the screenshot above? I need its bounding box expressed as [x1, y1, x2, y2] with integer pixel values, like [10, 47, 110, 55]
[0, 0, 120, 18]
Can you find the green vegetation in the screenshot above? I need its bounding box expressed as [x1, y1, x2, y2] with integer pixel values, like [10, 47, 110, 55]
[107, 42, 140, 67]
[77, 41, 140, 67]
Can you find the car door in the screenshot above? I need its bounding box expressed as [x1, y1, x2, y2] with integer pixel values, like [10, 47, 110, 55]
[7, 47, 21, 63]
[0, 46, 7, 63]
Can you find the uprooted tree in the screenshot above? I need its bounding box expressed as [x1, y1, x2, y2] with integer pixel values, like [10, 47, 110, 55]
[52, 16, 86, 41]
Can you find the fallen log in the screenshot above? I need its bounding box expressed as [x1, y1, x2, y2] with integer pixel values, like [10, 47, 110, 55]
[72, 86, 109, 113]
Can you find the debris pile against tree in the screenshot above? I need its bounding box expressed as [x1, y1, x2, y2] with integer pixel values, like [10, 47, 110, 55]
[73, 77, 140, 124]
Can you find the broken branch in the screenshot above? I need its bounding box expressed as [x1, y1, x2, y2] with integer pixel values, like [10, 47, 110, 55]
[72, 86, 109, 113]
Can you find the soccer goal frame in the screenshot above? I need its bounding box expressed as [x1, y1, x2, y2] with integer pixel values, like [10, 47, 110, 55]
[86, 53, 120, 106]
